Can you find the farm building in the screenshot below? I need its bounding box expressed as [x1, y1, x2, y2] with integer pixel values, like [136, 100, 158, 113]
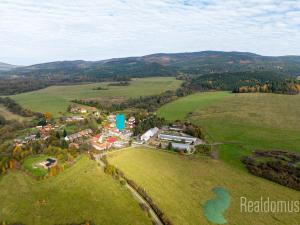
[141, 127, 159, 142]
[171, 142, 192, 153]
[158, 133, 197, 143]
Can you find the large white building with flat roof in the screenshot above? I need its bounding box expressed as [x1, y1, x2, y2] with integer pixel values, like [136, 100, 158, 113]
[158, 133, 197, 143]
[141, 127, 159, 142]
[171, 142, 192, 153]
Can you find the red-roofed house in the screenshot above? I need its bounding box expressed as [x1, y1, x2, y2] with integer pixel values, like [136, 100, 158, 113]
[107, 137, 117, 143]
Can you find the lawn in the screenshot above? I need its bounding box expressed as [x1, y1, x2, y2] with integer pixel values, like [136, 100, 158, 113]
[0, 156, 152, 225]
[108, 147, 300, 225]
[157, 91, 230, 121]
[157, 92, 300, 154]
[11, 77, 182, 117]
[22, 155, 50, 177]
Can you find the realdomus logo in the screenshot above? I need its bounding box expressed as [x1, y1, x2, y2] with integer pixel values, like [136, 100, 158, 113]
[240, 197, 300, 213]
[203, 187, 231, 224]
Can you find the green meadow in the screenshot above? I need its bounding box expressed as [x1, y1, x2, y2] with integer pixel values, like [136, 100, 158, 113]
[22, 155, 50, 177]
[157, 92, 300, 164]
[0, 156, 151, 225]
[11, 77, 182, 117]
[108, 147, 300, 225]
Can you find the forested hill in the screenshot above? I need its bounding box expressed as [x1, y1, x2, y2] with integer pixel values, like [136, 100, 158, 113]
[186, 71, 300, 95]
[0, 62, 19, 71]
[2, 51, 300, 77]
[1, 51, 300, 95]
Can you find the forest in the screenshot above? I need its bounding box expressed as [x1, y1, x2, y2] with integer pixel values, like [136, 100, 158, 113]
[187, 71, 300, 94]
[241, 150, 300, 191]
[2, 51, 300, 95]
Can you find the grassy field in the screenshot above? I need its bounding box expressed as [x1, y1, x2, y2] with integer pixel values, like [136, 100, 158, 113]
[157, 92, 300, 155]
[0, 156, 152, 225]
[23, 155, 50, 177]
[0, 105, 27, 121]
[108, 147, 300, 225]
[157, 91, 231, 121]
[11, 77, 182, 117]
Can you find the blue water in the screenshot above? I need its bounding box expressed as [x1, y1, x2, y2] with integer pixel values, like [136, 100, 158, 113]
[203, 187, 231, 224]
[116, 114, 125, 130]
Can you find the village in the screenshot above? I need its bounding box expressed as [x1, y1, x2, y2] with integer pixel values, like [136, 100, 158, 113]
[13, 105, 203, 170]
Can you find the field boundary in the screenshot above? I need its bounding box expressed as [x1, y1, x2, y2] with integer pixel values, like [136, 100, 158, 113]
[95, 154, 171, 225]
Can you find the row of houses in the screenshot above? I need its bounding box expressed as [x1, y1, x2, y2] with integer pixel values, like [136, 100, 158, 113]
[65, 129, 93, 142]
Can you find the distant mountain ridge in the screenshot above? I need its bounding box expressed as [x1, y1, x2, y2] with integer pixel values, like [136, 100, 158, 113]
[1, 51, 300, 96]
[2, 51, 300, 77]
[0, 62, 19, 71]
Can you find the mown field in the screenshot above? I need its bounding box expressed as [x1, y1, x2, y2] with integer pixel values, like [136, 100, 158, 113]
[0, 156, 152, 225]
[11, 77, 182, 117]
[157, 92, 300, 164]
[108, 147, 300, 225]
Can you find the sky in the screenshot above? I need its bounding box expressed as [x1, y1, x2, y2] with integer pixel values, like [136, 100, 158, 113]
[1, 0, 300, 65]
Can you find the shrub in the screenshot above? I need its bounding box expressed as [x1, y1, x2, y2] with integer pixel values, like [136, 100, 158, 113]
[104, 164, 116, 175]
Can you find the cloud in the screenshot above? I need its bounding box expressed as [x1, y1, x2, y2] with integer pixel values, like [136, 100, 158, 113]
[0, 0, 299, 65]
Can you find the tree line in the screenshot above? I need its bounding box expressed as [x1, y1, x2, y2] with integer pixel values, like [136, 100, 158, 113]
[72, 85, 193, 113]
[241, 150, 300, 191]
[0, 97, 41, 117]
[0, 75, 132, 95]
[187, 71, 300, 95]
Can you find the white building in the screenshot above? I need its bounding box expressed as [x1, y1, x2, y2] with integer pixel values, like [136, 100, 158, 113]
[171, 142, 192, 153]
[66, 116, 85, 123]
[158, 133, 197, 143]
[141, 127, 159, 142]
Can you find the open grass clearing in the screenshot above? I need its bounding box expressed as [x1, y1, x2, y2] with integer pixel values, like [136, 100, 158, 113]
[108, 147, 300, 225]
[22, 155, 51, 177]
[0, 156, 152, 225]
[157, 92, 300, 154]
[11, 77, 182, 117]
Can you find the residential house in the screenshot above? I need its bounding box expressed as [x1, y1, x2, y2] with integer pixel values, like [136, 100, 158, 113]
[39, 158, 57, 169]
[65, 129, 93, 142]
[24, 134, 37, 143]
[108, 128, 121, 137]
[92, 142, 112, 151]
[108, 114, 116, 123]
[113, 141, 127, 148]
[70, 107, 88, 114]
[127, 116, 135, 128]
[66, 116, 85, 123]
